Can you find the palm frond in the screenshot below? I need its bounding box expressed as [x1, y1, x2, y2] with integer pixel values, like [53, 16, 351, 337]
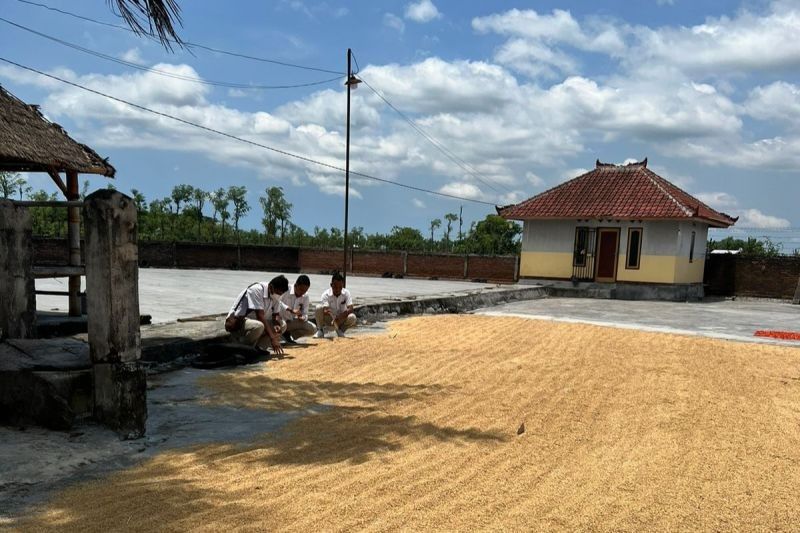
[110, 0, 184, 51]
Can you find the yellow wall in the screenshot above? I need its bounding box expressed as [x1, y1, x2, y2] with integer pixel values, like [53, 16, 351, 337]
[616, 255, 677, 283]
[521, 251, 705, 284]
[519, 251, 573, 278]
[674, 257, 705, 283]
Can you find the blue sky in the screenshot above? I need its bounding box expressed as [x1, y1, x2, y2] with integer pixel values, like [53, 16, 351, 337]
[1, 0, 799, 247]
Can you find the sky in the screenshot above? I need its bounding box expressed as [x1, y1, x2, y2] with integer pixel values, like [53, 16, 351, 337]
[1, 0, 799, 250]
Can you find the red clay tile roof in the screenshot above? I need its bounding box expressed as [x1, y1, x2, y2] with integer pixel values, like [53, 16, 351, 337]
[498, 159, 737, 228]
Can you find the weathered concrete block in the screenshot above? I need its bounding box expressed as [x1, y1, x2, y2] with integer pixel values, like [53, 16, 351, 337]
[93, 362, 147, 439]
[0, 200, 35, 339]
[83, 190, 146, 439]
[83, 190, 141, 363]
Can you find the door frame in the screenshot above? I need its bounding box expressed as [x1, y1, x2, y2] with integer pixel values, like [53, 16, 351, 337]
[595, 227, 620, 283]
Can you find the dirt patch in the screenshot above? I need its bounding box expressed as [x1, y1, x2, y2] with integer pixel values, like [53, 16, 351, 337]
[11, 315, 800, 531]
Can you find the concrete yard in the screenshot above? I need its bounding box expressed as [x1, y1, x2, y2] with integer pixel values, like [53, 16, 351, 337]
[475, 296, 800, 345]
[36, 268, 510, 323]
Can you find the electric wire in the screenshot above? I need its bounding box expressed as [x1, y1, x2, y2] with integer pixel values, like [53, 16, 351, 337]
[0, 17, 343, 90]
[359, 75, 514, 195]
[14, 0, 345, 75]
[0, 57, 497, 206]
[14, 1, 514, 198]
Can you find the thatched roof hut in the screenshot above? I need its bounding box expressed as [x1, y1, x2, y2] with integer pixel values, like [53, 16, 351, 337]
[0, 84, 115, 177]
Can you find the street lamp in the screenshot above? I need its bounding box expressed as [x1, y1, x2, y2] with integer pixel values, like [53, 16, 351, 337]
[343, 47, 361, 286]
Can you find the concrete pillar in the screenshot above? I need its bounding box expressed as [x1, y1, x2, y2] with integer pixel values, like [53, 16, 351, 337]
[83, 190, 146, 439]
[0, 200, 36, 339]
[793, 276, 800, 305]
[463, 255, 469, 279]
[402, 251, 408, 276]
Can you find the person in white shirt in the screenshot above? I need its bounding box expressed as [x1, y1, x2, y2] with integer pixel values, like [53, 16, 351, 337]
[225, 274, 290, 355]
[280, 275, 316, 344]
[314, 272, 357, 338]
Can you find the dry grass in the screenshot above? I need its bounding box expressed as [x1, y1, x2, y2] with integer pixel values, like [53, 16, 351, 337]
[12, 315, 800, 532]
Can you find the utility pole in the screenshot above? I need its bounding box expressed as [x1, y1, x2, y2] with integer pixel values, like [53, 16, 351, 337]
[343, 48, 360, 286]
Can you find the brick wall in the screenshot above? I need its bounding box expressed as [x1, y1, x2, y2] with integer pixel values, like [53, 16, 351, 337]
[298, 248, 342, 273]
[352, 251, 404, 275]
[735, 257, 800, 299]
[406, 253, 465, 279]
[704, 255, 800, 299]
[139, 242, 175, 267]
[32, 239, 519, 282]
[33, 238, 77, 265]
[466, 255, 517, 281]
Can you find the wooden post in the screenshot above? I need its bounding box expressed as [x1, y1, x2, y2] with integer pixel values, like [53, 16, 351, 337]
[66, 171, 81, 316]
[0, 200, 35, 339]
[793, 275, 800, 305]
[83, 190, 146, 439]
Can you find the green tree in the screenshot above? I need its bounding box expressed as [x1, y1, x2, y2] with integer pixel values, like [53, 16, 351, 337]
[210, 188, 229, 242]
[190, 187, 207, 240]
[444, 212, 458, 248]
[459, 215, 521, 255]
[708, 236, 782, 258]
[387, 226, 426, 251]
[429, 218, 441, 249]
[0, 171, 24, 199]
[259, 186, 292, 244]
[227, 186, 249, 245]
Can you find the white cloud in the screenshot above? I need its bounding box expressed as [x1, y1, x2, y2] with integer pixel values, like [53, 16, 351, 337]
[656, 0, 675, 5]
[744, 82, 800, 124]
[737, 208, 791, 229]
[439, 182, 482, 199]
[472, 9, 626, 77]
[525, 171, 545, 187]
[628, 2, 800, 74]
[384, 13, 405, 33]
[694, 191, 739, 210]
[405, 0, 441, 23]
[412, 198, 426, 208]
[561, 168, 590, 181]
[120, 48, 146, 65]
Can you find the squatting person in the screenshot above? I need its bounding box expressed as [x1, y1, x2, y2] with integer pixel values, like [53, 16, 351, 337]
[224, 274, 290, 355]
[280, 274, 316, 344]
[315, 272, 357, 338]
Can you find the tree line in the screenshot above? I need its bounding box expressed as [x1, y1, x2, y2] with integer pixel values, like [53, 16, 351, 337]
[0, 172, 522, 255]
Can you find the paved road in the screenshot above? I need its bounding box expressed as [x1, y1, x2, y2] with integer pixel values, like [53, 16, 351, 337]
[475, 297, 800, 346]
[36, 268, 508, 323]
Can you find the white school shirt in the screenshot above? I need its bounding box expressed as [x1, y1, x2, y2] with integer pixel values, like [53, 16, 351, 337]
[280, 286, 310, 321]
[227, 282, 287, 318]
[320, 287, 353, 316]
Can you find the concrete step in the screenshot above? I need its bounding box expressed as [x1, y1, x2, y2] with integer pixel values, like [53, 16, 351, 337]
[0, 338, 93, 430]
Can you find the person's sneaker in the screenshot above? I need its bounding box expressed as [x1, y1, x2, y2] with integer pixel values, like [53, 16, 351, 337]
[314, 329, 325, 339]
[336, 328, 346, 338]
[282, 332, 297, 345]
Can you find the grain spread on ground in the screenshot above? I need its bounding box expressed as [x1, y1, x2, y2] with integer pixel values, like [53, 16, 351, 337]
[13, 315, 800, 531]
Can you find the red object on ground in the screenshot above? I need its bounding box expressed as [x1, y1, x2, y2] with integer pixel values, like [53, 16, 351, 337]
[754, 330, 800, 341]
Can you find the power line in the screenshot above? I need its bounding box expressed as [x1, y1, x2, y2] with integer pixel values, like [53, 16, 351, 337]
[358, 75, 514, 196]
[14, 0, 344, 75]
[0, 57, 497, 206]
[0, 17, 343, 90]
[13, 1, 515, 198]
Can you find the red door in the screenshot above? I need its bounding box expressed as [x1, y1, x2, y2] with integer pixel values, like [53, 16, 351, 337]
[595, 229, 619, 282]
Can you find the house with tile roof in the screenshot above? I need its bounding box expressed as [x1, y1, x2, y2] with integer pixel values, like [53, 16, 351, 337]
[498, 159, 737, 300]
